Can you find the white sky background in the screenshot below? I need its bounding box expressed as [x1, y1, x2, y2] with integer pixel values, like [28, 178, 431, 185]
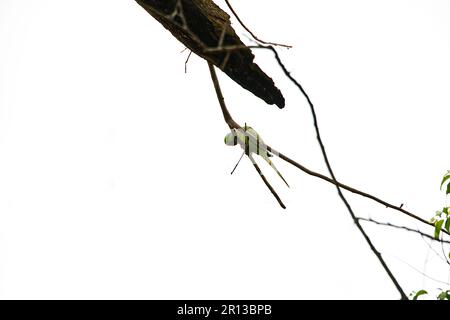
[0, 0, 449, 299]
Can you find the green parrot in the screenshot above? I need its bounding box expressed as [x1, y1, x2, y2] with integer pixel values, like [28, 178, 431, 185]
[224, 125, 289, 188]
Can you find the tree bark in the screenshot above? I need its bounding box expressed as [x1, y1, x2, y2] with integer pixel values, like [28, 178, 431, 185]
[135, 0, 285, 108]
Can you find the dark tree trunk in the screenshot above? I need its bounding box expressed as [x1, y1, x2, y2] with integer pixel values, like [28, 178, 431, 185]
[136, 0, 285, 108]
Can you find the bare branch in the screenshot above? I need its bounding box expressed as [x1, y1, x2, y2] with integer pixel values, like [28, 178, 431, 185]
[208, 43, 450, 237]
[138, 1, 450, 299]
[249, 154, 286, 209]
[184, 50, 192, 73]
[223, 0, 292, 48]
[207, 62, 240, 130]
[357, 217, 450, 244]
[275, 147, 448, 236]
[223, 2, 408, 300]
[385, 253, 450, 286]
[136, 0, 285, 107]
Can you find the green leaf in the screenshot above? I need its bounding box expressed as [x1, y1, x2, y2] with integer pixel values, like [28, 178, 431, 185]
[447, 183, 450, 195]
[412, 290, 428, 300]
[445, 218, 450, 233]
[444, 207, 449, 215]
[441, 171, 450, 190]
[437, 291, 448, 300]
[434, 219, 444, 239]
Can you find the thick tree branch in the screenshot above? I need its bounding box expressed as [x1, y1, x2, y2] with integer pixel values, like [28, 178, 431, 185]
[136, 0, 285, 108]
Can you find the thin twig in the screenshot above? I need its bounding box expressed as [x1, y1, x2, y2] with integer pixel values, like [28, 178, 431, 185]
[207, 62, 240, 130]
[357, 217, 450, 244]
[384, 252, 450, 286]
[223, 0, 292, 48]
[249, 154, 286, 209]
[419, 233, 450, 265]
[230, 151, 245, 175]
[440, 234, 450, 265]
[184, 50, 192, 73]
[276, 148, 448, 236]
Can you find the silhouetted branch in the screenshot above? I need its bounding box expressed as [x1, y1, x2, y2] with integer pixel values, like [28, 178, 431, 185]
[223, 0, 291, 48]
[357, 217, 450, 244]
[208, 45, 406, 298]
[206, 43, 449, 237]
[207, 61, 240, 130]
[138, 0, 450, 299]
[223, 1, 410, 299]
[136, 0, 285, 107]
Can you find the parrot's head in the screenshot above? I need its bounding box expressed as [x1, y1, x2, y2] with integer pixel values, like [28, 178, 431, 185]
[224, 129, 238, 146]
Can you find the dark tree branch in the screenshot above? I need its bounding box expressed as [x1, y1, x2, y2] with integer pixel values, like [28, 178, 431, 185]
[357, 217, 450, 244]
[223, 2, 408, 300]
[184, 50, 192, 73]
[209, 50, 407, 298]
[136, 0, 285, 108]
[207, 61, 240, 130]
[206, 44, 449, 237]
[223, 0, 292, 48]
[276, 148, 442, 233]
[138, 0, 450, 299]
[271, 44, 411, 300]
[249, 153, 286, 209]
[137, 1, 443, 236]
[386, 253, 450, 286]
